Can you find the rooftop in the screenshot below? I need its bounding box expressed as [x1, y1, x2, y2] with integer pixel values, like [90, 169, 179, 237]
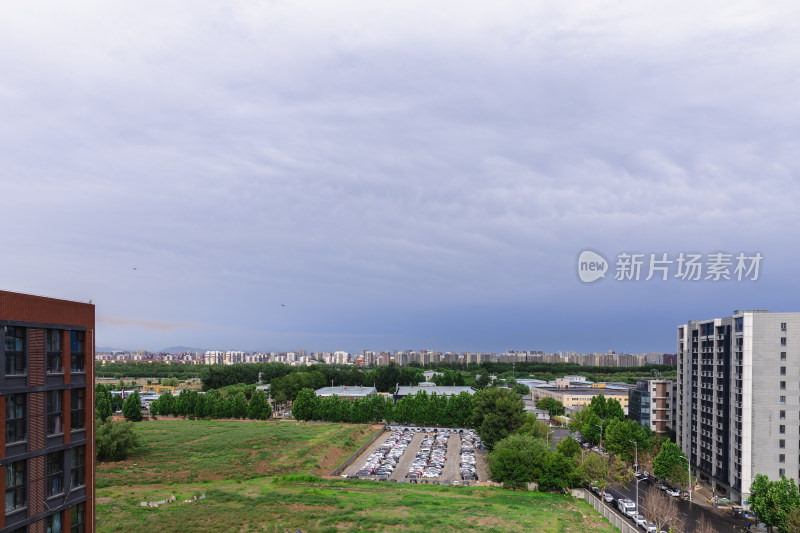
[314, 386, 377, 397]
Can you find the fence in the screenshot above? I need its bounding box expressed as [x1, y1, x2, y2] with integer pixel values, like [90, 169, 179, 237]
[331, 425, 387, 476]
[575, 489, 639, 533]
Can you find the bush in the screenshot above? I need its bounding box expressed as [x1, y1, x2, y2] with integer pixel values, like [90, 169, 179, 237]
[96, 419, 141, 461]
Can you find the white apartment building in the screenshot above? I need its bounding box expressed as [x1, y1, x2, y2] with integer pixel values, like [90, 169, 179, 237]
[677, 310, 800, 503]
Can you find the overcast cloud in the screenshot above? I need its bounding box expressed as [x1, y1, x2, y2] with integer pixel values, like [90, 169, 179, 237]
[2, 1, 799, 353]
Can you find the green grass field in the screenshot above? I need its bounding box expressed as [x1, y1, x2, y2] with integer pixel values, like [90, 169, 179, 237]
[96, 419, 619, 533]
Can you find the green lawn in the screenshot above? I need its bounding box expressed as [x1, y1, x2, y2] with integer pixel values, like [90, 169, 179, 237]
[96, 419, 619, 533]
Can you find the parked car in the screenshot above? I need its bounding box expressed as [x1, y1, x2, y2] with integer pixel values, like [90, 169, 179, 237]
[633, 514, 647, 528]
[665, 488, 680, 497]
[603, 492, 614, 504]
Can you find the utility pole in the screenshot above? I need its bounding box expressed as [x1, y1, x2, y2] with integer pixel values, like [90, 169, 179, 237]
[629, 440, 639, 515]
[596, 424, 604, 448]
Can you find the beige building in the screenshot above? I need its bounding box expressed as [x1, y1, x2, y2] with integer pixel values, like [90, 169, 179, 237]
[532, 381, 631, 413]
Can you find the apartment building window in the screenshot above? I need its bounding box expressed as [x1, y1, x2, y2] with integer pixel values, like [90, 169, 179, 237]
[780, 439, 786, 448]
[782, 322, 787, 331]
[735, 317, 744, 332]
[70, 330, 85, 372]
[6, 393, 26, 443]
[782, 352, 787, 361]
[780, 468, 786, 477]
[46, 329, 62, 373]
[47, 451, 64, 497]
[781, 381, 787, 390]
[781, 337, 787, 346]
[780, 454, 786, 463]
[780, 396, 787, 405]
[5, 460, 26, 512]
[781, 410, 786, 419]
[71, 446, 85, 488]
[46, 512, 62, 533]
[71, 502, 85, 533]
[71, 389, 85, 430]
[47, 390, 63, 435]
[780, 425, 786, 434]
[781, 367, 787, 375]
[4, 326, 26, 375]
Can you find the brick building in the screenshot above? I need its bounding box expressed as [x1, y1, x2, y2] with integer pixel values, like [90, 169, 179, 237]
[1, 291, 95, 532]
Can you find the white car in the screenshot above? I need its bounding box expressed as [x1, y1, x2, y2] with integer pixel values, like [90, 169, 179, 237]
[603, 492, 614, 503]
[633, 514, 647, 528]
[665, 488, 680, 497]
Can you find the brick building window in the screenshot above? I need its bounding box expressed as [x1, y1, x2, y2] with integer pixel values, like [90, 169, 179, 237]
[71, 389, 85, 430]
[4, 326, 26, 375]
[47, 451, 64, 497]
[46, 511, 62, 533]
[6, 393, 26, 443]
[47, 391, 63, 435]
[46, 329, 62, 373]
[70, 331, 85, 372]
[5, 460, 26, 512]
[71, 446, 85, 488]
[71, 502, 85, 533]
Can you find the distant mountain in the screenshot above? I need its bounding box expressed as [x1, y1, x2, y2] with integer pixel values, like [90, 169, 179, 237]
[96, 346, 127, 353]
[159, 346, 206, 353]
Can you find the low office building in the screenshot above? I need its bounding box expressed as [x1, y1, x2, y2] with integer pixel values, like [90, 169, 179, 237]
[0, 290, 95, 532]
[628, 379, 677, 436]
[314, 386, 377, 400]
[393, 385, 475, 402]
[532, 379, 632, 414]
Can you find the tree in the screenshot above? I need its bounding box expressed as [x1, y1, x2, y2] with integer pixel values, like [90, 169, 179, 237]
[538, 451, 577, 492]
[642, 488, 680, 533]
[488, 434, 548, 489]
[471, 387, 525, 450]
[536, 397, 564, 417]
[292, 388, 318, 421]
[782, 506, 800, 533]
[512, 383, 531, 397]
[580, 411, 604, 445]
[556, 436, 582, 460]
[246, 389, 270, 420]
[749, 474, 800, 533]
[122, 391, 143, 422]
[232, 392, 248, 419]
[95, 384, 113, 423]
[653, 441, 689, 488]
[576, 452, 631, 501]
[96, 420, 141, 461]
[518, 413, 551, 441]
[603, 418, 653, 462]
[694, 512, 717, 533]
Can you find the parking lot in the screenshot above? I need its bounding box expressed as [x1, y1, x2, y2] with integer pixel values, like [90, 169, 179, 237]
[342, 426, 490, 485]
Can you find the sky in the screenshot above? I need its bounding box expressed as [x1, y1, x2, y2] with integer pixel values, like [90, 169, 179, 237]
[2, 1, 799, 354]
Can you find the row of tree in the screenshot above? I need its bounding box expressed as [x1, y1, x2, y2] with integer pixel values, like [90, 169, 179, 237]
[149, 389, 271, 420]
[750, 474, 800, 533]
[291, 390, 476, 428]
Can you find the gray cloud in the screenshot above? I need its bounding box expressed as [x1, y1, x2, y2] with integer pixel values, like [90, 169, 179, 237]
[1, 1, 798, 351]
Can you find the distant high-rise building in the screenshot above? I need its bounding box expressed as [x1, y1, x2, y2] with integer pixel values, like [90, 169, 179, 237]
[0, 290, 95, 531]
[678, 310, 800, 503]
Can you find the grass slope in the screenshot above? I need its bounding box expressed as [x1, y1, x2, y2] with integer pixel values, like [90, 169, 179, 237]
[97, 420, 618, 533]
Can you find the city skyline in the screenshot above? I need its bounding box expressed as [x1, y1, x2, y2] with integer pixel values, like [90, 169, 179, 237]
[2, 2, 799, 354]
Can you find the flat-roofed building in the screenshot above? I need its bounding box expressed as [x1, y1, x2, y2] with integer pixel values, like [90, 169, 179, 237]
[0, 290, 95, 532]
[314, 386, 377, 399]
[393, 385, 475, 402]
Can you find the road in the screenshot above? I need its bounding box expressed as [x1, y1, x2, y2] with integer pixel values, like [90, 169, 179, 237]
[605, 480, 748, 533]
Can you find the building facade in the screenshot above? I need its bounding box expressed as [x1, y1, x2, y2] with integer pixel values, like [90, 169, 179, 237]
[0, 291, 95, 532]
[677, 310, 800, 503]
[628, 379, 677, 436]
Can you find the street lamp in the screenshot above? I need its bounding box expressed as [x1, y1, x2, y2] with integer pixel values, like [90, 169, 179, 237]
[629, 440, 639, 515]
[681, 451, 692, 503]
[595, 424, 604, 448]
